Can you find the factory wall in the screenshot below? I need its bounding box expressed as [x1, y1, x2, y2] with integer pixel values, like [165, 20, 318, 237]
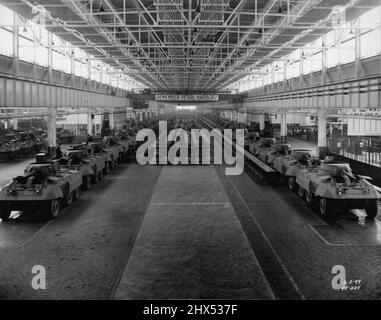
[0, 76, 131, 109]
[210, 55, 381, 135]
[0, 54, 128, 98]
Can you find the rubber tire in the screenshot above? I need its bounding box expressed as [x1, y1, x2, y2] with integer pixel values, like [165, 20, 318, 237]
[305, 190, 315, 206]
[366, 200, 378, 219]
[83, 176, 92, 191]
[73, 188, 80, 201]
[287, 176, 296, 191]
[92, 172, 99, 184]
[319, 197, 335, 220]
[47, 199, 60, 219]
[297, 184, 305, 199]
[65, 191, 73, 206]
[0, 207, 11, 221]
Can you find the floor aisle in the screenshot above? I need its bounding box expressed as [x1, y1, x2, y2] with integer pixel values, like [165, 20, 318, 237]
[114, 166, 274, 299]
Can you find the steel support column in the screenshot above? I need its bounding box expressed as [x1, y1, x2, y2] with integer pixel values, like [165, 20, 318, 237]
[47, 106, 57, 156]
[317, 108, 327, 158]
[280, 113, 287, 142]
[259, 114, 265, 133]
[87, 110, 94, 135]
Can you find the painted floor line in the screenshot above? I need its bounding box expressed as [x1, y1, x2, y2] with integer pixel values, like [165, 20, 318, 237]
[227, 175, 306, 300]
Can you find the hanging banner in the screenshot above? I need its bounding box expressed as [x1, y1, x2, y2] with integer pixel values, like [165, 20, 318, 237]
[155, 94, 219, 102]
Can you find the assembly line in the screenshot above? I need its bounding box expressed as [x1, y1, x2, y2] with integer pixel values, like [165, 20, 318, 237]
[0, 0, 380, 305]
[0, 112, 380, 300]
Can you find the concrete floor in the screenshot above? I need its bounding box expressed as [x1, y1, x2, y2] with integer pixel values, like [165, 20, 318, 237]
[0, 163, 161, 299]
[115, 166, 274, 299]
[0, 156, 381, 299]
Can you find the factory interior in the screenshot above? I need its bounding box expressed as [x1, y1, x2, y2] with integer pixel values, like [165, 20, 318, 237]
[0, 0, 381, 305]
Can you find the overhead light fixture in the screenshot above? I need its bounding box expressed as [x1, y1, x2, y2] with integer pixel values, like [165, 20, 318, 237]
[99, 5, 105, 12]
[22, 26, 28, 32]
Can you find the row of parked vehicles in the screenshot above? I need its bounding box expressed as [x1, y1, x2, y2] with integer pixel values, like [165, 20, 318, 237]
[249, 136, 380, 219]
[0, 127, 88, 162]
[0, 134, 135, 221]
[0, 130, 44, 162]
[203, 113, 380, 220]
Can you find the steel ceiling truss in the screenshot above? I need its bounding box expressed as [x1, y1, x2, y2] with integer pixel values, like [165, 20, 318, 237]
[8, 0, 371, 92]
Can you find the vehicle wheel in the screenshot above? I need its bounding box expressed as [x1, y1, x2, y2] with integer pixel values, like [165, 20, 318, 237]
[73, 188, 80, 201]
[305, 190, 315, 206]
[297, 185, 305, 199]
[366, 200, 378, 219]
[104, 162, 110, 174]
[0, 207, 11, 221]
[319, 197, 335, 219]
[65, 191, 73, 206]
[47, 199, 60, 219]
[83, 176, 92, 190]
[287, 176, 295, 191]
[92, 172, 98, 184]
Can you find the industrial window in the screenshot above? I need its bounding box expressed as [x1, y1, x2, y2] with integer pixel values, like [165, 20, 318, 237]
[359, 7, 381, 59]
[35, 26, 49, 67]
[52, 50, 64, 71]
[339, 38, 355, 65]
[0, 3, 13, 26]
[229, 4, 381, 93]
[0, 3, 144, 92]
[73, 48, 88, 78]
[35, 45, 49, 67]
[326, 47, 339, 68]
[0, 4, 13, 57]
[0, 28, 13, 57]
[311, 52, 322, 73]
[360, 30, 381, 58]
[19, 36, 34, 63]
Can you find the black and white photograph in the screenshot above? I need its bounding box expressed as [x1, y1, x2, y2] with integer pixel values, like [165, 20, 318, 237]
[0, 0, 380, 314]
